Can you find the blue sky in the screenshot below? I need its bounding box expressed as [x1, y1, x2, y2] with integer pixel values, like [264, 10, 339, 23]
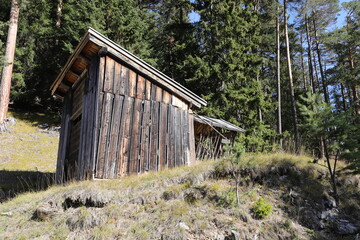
[188, 0, 352, 30]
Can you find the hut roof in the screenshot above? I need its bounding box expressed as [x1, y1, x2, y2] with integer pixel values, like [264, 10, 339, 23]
[194, 115, 245, 132]
[50, 28, 206, 108]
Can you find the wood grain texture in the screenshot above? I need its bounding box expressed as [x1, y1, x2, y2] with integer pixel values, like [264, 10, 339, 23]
[95, 92, 113, 178]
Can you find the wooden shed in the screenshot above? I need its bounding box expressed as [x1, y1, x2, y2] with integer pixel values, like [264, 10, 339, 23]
[51, 28, 206, 183]
[194, 115, 245, 160]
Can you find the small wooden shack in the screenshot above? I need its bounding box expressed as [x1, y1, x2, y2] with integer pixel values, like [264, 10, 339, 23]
[51, 28, 206, 183]
[194, 115, 245, 160]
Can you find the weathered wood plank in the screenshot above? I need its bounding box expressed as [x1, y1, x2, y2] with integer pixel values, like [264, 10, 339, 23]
[188, 113, 196, 165]
[117, 96, 134, 176]
[77, 75, 88, 180]
[163, 90, 171, 105]
[104, 56, 114, 93]
[145, 79, 151, 100]
[95, 93, 114, 178]
[159, 103, 167, 170]
[156, 86, 162, 102]
[181, 111, 189, 165]
[149, 101, 159, 171]
[129, 70, 137, 98]
[129, 98, 142, 174]
[123, 66, 130, 96]
[98, 57, 106, 92]
[56, 91, 72, 184]
[168, 105, 175, 168]
[114, 61, 122, 95]
[106, 94, 124, 178]
[151, 83, 157, 101]
[141, 100, 151, 172]
[136, 75, 145, 99]
[174, 107, 181, 167]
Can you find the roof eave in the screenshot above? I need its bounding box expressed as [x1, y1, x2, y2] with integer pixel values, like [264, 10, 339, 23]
[50, 28, 207, 108]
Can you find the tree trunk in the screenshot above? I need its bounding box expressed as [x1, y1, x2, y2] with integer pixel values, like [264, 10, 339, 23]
[305, 15, 315, 94]
[312, 47, 321, 90]
[348, 54, 359, 115]
[323, 138, 339, 204]
[56, 0, 62, 28]
[299, 31, 307, 90]
[312, 12, 329, 103]
[276, 3, 282, 149]
[0, 0, 19, 131]
[284, 0, 301, 155]
[340, 83, 347, 111]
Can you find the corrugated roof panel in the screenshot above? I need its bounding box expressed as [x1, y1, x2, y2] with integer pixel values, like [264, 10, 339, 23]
[194, 115, 245, 132]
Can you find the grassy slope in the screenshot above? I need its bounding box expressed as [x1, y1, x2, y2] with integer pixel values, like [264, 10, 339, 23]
[0, 109, 59, 172]
[0, 153, 359, 240]
[0, 109, 359, 240]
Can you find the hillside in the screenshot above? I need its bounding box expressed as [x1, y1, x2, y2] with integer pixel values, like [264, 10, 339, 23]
[0, 110, 359, 239]
[0, 109, 59, 200]
[1, 153, 360, 239]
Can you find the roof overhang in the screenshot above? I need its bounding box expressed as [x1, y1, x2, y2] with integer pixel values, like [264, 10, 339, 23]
[50, 28, 206, 108]
[194, 115, 245, 133]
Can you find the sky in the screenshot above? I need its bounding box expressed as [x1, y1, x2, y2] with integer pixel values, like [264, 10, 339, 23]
[188, 0, 353, 30]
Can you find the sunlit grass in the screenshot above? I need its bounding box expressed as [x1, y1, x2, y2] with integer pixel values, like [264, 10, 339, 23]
[0, 109, 59, 172]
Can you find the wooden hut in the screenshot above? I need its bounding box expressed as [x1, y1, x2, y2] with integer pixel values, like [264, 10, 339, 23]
[193, 115, 245, 160]
[51, 28, 206, 183]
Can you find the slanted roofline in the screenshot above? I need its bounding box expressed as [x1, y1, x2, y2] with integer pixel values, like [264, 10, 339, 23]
[50, 28, 207, 108]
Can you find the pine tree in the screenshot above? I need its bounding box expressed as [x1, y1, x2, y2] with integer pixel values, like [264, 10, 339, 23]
[284, 0, 301, 155]
[189, 0, 275, 152]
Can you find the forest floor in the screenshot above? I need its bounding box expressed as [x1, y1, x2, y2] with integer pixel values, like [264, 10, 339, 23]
[0, 109, 359, 240]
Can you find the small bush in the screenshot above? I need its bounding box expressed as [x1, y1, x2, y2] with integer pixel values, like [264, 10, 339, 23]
[217, 190, 236, 207]
[283, 219, 292, 229]
[252, 197, 273, 219]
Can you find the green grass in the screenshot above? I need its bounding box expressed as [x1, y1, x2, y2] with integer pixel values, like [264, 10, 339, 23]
[0, 109, 359, 239]
[0, 109, 60, 172]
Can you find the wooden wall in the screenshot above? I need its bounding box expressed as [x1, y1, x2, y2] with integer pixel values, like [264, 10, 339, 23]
[56, 55, 196, 182]
[56, 58, 99, 183]
[94, 56, 194, 178]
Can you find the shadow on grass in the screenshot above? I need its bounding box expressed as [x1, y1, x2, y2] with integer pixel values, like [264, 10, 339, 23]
[0, 170, 55, 203]
[9, 107, 61, 128]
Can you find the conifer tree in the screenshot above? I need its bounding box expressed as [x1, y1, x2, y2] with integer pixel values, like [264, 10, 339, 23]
[189, 0, 274, 151]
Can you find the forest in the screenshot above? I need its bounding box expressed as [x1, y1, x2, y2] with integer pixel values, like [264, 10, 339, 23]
[0, 0, 359, 174]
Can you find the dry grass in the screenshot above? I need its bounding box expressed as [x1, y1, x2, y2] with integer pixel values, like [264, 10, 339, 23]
[0, 109, 59, 172]
[0, 154, 343, 240]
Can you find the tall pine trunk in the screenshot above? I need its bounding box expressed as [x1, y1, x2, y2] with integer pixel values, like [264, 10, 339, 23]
[340, 83, 347, 111]
[305, 15, 315, 94]
[299, 32, 307, 90]
[276, 2, 282, 149]
[284, 0, 301, 155]
[56, 0, 62, 28]
[0, 0, 19, 131]
[312, 12, 329, 103]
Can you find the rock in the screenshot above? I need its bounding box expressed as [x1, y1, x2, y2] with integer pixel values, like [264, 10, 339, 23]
[35, 202, 62, 221]
[6, 117, 16, 125]
[323, 193, 336, 210]
[38, 123, 49, 129]
[355, 233, 360, 240]
[0, 211, 12, 216]
[231, 230, 240, 240]
[331, 219, 360, 235]
[320, 209, 338, 220]
[179, 222, 190, 231]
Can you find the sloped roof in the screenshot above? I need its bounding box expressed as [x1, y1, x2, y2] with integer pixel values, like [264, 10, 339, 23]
[194, 115, 245, 132]
[50, 28, 206, 108]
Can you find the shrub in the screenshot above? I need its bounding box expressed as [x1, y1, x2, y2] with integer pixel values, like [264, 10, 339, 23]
[252, 197, 273, 219]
